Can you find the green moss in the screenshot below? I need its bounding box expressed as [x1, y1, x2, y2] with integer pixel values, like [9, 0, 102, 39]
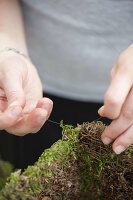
[0, 121, 133, 200]
[0, 123, 79, 199]
[0, 160, 13, 190]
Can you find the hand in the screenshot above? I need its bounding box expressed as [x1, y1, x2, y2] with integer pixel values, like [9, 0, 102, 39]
[0, 51, 53, 136]
[98, 44, 133, 154]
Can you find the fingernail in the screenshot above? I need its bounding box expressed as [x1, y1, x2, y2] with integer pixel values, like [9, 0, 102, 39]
[44, 98, 52, 104]
[98, 106, 105, 116]
[43, 98, 53, 108]
[102, 137, 113, 145]
[114, 145, 125, 154]
[40, 100, 53, 113]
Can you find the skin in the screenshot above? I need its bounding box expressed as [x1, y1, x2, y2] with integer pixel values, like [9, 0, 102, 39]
[98, 44, 133, 154]
[0, 1, 133, 154]
[0, 0, 53, 135]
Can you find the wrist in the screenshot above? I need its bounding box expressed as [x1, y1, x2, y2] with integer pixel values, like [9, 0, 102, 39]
[0, 47, 28, 58]
[0, 33, 28, 55]
[0, 46, 31, 63]
[0, 47, 31, 68]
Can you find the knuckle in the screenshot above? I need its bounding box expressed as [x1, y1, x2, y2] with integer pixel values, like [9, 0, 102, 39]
[117, 56, 132, 73]
[8, 90, 18, 97]
[119, 63, 131, 73]
[117, 51, 127, 66]
[104, 93, 120, 108]
[103, 123, 119, 139]
[7, 91, 20, 103]
[8, 91, 25, 105]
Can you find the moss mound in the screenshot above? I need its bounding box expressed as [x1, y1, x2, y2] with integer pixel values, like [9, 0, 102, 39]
[0, 121, 133, 200]
[0, 160, 13, 190]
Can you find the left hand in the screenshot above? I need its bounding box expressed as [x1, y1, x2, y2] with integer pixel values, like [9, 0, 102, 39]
[98, 44, 133, 154]
[0, 52, 53, 136]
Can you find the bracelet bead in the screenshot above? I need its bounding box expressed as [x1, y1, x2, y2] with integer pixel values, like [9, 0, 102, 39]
[0, 47, 28, 58]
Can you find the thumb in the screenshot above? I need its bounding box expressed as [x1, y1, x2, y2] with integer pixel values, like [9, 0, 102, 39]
[3, 74, 26, 108]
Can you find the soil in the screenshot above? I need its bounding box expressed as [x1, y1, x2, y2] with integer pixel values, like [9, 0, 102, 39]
[1, 121, 133, 200]
[78, 121, 133, 200]
[40, 121, 133, 200]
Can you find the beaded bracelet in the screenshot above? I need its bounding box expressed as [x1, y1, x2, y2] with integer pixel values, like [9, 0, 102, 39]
[0, 47, 28, 58]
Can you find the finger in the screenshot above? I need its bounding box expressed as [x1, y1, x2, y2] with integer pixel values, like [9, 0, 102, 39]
[0, 105, 22, 130]
[23, 97, 53, 117]
[110, 64, 117, 80]
[101, 117, 131, 145]
[101, 68, 132, 119]
[28, 108, 50, 133]
[0, 99, 7, 112]
[0, 88, 8, 111]
[112, 124, 133, 154]
[22, 98, 38, 114]
[1, 73, 25, 127]
[3, 72, 26, 108]
[98, 65, 116, 117]
[101, 87, 133, 144]
[36, 97, 53, 118]
[22, 85, 43, 114]
[6, 107, 50, 136]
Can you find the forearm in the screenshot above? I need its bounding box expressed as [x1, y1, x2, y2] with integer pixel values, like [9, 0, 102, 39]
[0, 0, 28, 54]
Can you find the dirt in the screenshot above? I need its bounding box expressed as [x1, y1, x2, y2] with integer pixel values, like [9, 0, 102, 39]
[40, 121, 133, 200]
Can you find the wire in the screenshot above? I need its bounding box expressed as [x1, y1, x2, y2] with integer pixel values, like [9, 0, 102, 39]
[47, 116, 103, 126]
[47, 119, 61, 125]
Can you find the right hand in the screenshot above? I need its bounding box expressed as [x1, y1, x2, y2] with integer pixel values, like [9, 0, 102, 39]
[0, 51, 53, 136]
[98, 44, 133, 154]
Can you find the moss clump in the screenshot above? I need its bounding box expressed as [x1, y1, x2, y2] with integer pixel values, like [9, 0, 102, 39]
[0, 121, 133, 200]
[0, 124, 80, 200]
[78, 122, 133, 200]
[0, 160, 13, 190]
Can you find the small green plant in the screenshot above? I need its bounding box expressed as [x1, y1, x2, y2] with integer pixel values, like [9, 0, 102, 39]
[0, 121, 133, 200]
